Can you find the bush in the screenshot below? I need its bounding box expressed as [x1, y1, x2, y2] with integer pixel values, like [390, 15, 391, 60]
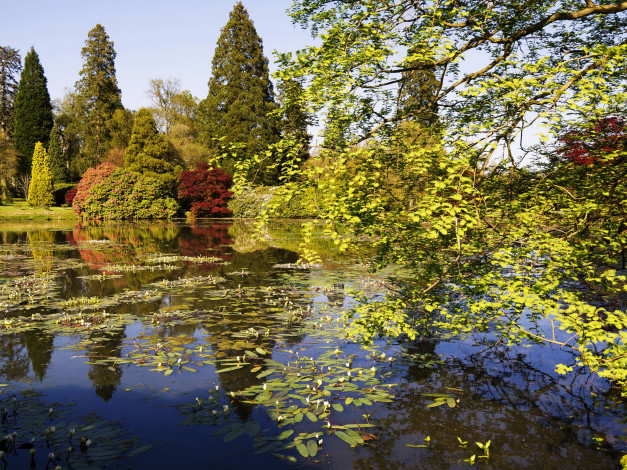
[74, 167, 179, 220]
[65, 188, 78, 206]
[52, 183, 77, 206]
[177, 163, 233, 218]
[227, 185, 327, 218]
[73, 163, 118, 216]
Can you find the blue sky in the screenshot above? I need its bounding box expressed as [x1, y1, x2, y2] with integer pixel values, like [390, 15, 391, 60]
[0, 0, 314, 110]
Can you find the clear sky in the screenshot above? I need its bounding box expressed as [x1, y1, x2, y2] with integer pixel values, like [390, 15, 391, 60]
[0, 0, 314, 110]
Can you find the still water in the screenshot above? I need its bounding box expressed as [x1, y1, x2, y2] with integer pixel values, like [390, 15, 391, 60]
[0, 221, 625, 469]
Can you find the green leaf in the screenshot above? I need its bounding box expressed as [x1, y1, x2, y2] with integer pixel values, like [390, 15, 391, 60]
[296, 442, 309, 457]
[216, 365, 244, 373]
[335, 431, 357, 446]
[306, 440, 318, 457]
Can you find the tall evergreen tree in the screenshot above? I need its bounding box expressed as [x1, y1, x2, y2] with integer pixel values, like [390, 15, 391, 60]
[396, 51, 440, 129]
[27, 142, 54, 208]
[48, 124, 66, 184]
[199, 2, 280, 184]
[275, 78, 312, 182]
[14, 47, 53, 174]
[75, 24, 123, 167]
[124, 108, 183, 193]
[0, 46, 21, 138]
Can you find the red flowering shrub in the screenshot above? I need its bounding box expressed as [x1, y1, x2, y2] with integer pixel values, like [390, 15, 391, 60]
[558, 117, 627, 166]
[177, 163, 233, 218]
[65, 188, 78, 205]
[72, 163, 118, 215]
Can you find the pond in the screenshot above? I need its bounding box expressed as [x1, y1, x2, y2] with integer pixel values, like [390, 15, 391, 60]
[0, 220, 625, 469]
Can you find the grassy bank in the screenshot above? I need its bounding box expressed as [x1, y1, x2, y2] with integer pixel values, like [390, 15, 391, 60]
[0, 200, 77, 221]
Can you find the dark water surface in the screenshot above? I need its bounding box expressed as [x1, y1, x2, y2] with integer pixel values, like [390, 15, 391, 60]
[0, 221, 625, 469]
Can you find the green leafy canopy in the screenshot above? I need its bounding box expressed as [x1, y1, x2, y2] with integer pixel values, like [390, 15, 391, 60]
[259, 0, 627, 392]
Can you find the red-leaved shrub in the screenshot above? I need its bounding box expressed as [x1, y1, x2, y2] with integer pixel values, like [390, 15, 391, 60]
[558, 117, 627, 166]
[177, 163, 233, 218]
[65, 188, 78, 205]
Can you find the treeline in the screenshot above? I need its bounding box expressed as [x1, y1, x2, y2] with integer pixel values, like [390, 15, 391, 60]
[0, 2, 310, 213]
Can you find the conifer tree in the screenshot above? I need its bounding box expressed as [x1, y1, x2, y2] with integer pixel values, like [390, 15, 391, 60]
[48, 124, 66, 184]
[27, 142, 54, 208]
[199, 2, 280, 183]
[75, 24, 123, 167]
[0, 46, 21, 138]
[14, 47, 53, 174]
[124, 108, 183, 193]
[397, 51, 440, 129]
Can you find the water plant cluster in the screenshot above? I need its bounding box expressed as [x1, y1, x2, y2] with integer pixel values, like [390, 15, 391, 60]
[0, 224, 626, 468]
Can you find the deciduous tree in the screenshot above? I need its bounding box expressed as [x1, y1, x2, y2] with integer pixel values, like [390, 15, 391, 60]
[271, 0, 627, 392]
[0, 129, 18, 202]
[0, 46, 21, 138]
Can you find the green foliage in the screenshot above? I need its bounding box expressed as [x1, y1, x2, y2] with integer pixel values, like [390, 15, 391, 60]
[74, 167, 179, 220]
[27, 142, 54, 208]
[13, 47, 53, 174]
[276, 78, 312, 180]
[74, 24, 123, 167]
[259, 0, 627, 393]
[52, 182, 77, 206]
[124, 108, 183, 193]
[228, 185, 277, 218]
[397, 48, 440, 129]
[146, 78, 208, 168]
[199, 2, 281, 184]
[0, 128, 18, 192]
[0, 46, 21, 138]
[48, 123, 66, 184]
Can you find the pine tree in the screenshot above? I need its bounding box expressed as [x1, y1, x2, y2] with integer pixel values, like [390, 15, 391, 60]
[14, 47, 53, 174]
[48, 124, 66, 184]
[0, 46, 21, 138]
[199, 2, 280, 184]
[124, 108, 183, 193]
[27, 141, 54, 208]
[75, 24, 123, 167]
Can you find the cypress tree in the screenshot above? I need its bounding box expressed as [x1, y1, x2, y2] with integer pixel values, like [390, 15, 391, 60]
[199, 2, 280, 183]
[0, 46, 21, 138]
[124, 108, 183, 193]
[48, 124, 66, 184]
[14, 47, 53, 174]
[27, 141, 54, 208]
[75, 24, 123, 167]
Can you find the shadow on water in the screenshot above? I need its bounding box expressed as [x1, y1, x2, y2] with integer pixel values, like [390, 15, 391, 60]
[0, 220, 625, 469]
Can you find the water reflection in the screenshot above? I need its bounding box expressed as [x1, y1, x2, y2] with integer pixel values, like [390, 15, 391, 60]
[0, 221, 625, 469]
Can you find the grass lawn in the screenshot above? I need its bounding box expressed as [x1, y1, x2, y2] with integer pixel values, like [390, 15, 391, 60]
[0, 199, 77, 221]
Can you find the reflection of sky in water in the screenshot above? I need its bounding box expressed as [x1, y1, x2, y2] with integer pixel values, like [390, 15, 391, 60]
[0, 221, 624, 469]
